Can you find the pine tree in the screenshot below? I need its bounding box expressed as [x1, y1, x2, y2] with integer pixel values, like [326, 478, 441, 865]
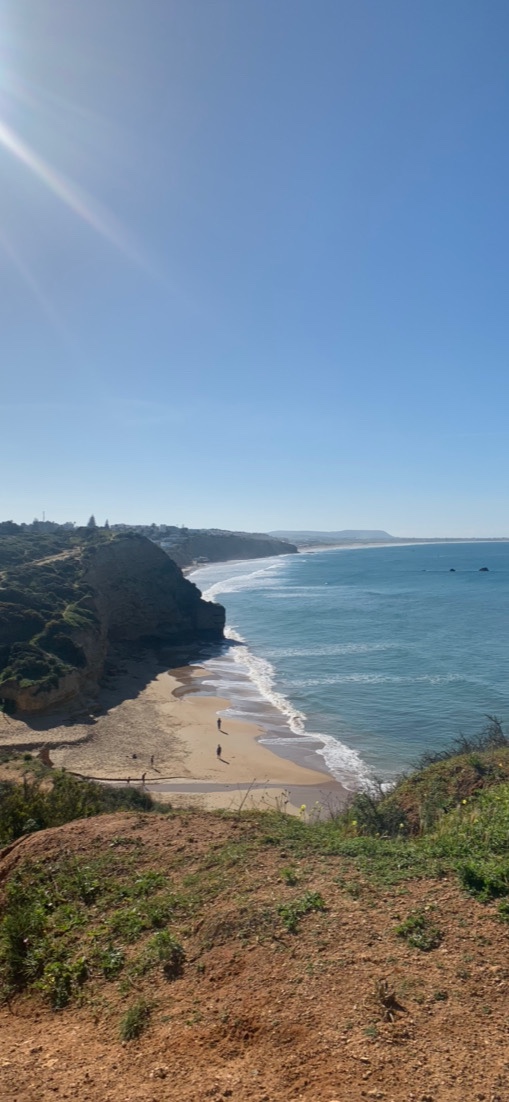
[87, 515, 97, 528]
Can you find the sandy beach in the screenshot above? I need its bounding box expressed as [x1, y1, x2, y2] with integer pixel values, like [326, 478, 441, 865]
[0, 656, 347, 816]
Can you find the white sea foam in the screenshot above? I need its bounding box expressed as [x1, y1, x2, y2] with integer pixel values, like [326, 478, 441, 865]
[223, 626, 307, 734]
[195, 558, 286, 604]
[259, 731, 375, 791]
[194, 625, 376, 791]
[315, 733, 378, 792]
[192, 560, 378, 788]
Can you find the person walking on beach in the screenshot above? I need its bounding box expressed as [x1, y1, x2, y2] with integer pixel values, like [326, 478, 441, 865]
[150, 754, 154, 767]
[216, 744, 222, 759]
[141, 772, 146, 786]
[217, 717, 222, 731]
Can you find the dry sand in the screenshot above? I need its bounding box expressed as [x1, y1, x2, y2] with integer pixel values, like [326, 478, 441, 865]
[0, 657, 347, 816]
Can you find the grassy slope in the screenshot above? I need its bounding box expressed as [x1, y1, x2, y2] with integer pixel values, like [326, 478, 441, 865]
[3, 741, 509, 1099]
[0, 530, 106, 698]
[3, 728, 509, 1004]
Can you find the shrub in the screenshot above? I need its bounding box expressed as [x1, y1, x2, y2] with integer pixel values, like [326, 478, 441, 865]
[38, 958, 88, 1009]
[416, 716, 508, 769]
[0, 772, 156, 846]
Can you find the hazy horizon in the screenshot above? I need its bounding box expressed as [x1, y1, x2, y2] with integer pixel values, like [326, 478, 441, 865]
[3, 514, 509, 541]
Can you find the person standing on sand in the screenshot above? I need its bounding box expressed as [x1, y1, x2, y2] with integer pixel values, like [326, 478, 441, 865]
[217, 717, 222, 731]
[141, 772, 146, 786]
[216, 744, 222, 759]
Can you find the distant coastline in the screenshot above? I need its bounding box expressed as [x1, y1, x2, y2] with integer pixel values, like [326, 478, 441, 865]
[297, 536, 509, 554]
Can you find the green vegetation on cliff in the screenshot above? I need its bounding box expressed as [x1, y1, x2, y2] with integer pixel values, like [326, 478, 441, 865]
[0, 528, 224, 713]
[0, 529, 104, 703]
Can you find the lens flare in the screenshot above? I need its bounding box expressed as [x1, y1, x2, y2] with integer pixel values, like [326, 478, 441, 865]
[0, 118, 147, 269]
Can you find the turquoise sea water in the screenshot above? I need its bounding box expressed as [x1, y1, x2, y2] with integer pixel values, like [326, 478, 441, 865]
[190, 543, 509, 790]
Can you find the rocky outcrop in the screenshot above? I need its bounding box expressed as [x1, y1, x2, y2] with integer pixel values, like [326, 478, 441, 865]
[0, 533, 224, 714]
[84, 535, 224, 643]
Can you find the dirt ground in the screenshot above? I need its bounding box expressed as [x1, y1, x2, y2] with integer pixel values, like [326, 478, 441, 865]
[1, 811, 508, 1102]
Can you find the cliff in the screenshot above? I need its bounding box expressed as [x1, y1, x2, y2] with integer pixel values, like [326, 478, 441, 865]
[0, 531, 224, 714]
[158, 529, 297, 567]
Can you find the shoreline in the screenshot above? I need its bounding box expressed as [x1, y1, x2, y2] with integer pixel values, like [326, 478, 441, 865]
[187, 538, 509, 789]
[0, 656, 347, 816]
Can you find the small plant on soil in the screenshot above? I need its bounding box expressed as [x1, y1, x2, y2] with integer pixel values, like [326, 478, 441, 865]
[278, 890, 326, 933]
[281, 866, 300, 886]
[135, 930, 185, 980]
[372, 978, 405, 1021]
[38, 957, 88, 1009]
[119, 998, 152, 1041]
[395, 910, 443, 951]
[98, 945, 125, 979]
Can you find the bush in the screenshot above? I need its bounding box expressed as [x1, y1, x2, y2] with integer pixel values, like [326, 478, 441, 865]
[416, 716, 508, 769]
[0, 772, 156, 846]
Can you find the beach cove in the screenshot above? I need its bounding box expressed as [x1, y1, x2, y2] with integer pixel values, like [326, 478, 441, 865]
[0, 654, 345, 816]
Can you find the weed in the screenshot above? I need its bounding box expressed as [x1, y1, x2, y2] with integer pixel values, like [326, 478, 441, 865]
[98, 946, 125, 979]
[131, 871, 166, 898]
[38, 958, 88, 1009]
[395, 910, 443, 951]
[336, 876, 363, 898]
[135, 931, 185, 980]
[457, 859, 509, 900]
[0, 884, 47, 993]
[372, 978, 404, 1021]
[119, 998, 152, 1041]
[107, 907, 146, 943]
[278, 890, 326, 933]
[281, 866, 300, 886]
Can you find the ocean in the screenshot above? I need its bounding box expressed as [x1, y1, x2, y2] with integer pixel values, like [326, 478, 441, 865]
[189, 542, 509, 791]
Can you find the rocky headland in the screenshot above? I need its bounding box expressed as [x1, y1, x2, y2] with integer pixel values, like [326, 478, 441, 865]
[115, 526, 298, 567]
[0, 529, 225, 714]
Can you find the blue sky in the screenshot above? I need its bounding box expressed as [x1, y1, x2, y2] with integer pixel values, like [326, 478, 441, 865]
[1, 0, 508, 535]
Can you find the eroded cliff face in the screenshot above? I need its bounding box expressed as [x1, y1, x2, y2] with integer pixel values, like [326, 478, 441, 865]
[0, 533, 224, 714]
[84, 535, 224, 643]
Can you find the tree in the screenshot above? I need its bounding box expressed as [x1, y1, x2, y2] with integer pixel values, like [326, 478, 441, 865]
[87, 515, 97, 528]
[104, 519, 110, 529]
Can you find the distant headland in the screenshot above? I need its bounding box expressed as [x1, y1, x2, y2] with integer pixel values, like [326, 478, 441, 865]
[269, 529, 509, 547]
